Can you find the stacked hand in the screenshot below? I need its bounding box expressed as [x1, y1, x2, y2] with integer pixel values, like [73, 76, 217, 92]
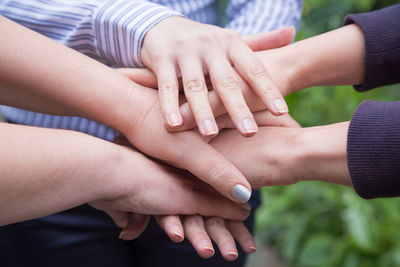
[141, 18, 294, 136]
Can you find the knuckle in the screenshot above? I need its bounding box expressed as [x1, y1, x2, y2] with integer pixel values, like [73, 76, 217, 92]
[208, 163, 231, 187]
[224, 29, 240, 40]
[160, 83, 175, 94]
[248, 61, 268, 78]
[175, 35, 190, 46]
[218, 76, 241, 91]
[185, 79, 205, 92]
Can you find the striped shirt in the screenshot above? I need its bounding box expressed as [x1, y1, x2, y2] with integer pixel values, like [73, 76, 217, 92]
[0, 0, 303, 141]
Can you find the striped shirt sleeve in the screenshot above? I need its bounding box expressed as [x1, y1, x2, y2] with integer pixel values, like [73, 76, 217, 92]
[0, 0, 183, 67]
[225, 0, 303, 34]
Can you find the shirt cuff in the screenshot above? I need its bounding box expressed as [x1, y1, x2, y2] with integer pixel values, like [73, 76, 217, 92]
[344, 4, 400, 91]
[93, 0, 183, 67]
[347, 100, 400, 199]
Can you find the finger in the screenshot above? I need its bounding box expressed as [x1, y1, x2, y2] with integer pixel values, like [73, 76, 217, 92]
[104, 209, 129, 228]
[227, 221, 257, 254]
[183, 215, 215, 259]
[216, 110, 300, 129]
[155, 215, 184, 243]
[176, 187, 251, 221]
[205, 217, 238, 261]
[119, 214, 150, 241]
[242, 26, 295, 51]
[177, 141, 252, 204]
[229, 41, 288, 116]
[207, 56, 258, 137]
[179, 78, 265, 132]
[178, 56, 218, 137]
[116, 68, 158, 88]
[153, 61, 183, 129]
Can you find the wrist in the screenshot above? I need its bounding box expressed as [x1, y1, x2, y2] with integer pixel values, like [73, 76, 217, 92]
[292, 122, 351, 185]
[256, 45, 304, 96]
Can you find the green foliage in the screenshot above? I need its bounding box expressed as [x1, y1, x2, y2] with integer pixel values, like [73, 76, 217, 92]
[254, 1, 400, 266]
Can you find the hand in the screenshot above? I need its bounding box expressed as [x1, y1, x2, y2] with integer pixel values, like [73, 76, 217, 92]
[116, 71, 253, 204]
[118, 213, 256, 261]
[120, 30, 297, 132]
[141, 17, 293, 136]
[89, 137, 251, 230]
[210, 123, 351, 188]
[156, 215, 256, 261]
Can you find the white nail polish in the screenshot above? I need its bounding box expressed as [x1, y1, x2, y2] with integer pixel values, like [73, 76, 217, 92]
[231, 185, 251, 203]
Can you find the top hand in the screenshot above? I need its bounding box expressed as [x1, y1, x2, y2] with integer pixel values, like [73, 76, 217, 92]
[141, 17, 293, 137]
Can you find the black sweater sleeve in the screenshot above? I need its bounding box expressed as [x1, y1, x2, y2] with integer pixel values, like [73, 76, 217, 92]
[344, 5, 400, 198]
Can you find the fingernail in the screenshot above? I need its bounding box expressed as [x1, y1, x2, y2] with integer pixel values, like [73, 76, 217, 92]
[242, 118, 258, 134]
[168, 112, 182, 126]
[118, 230, 129, 240]
[273, 98, 289, 114]
[231, 185, 251, 203]
[223, 243, 238, 258]
[202, 119, 218, 136]
[199, 240, 214, 253]
[247, 240, 257, 252]
[171, 226, 184, 241]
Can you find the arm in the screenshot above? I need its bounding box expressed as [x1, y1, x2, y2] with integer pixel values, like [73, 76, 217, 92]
[0, 0, 182, 67]
[209, 5, 400, 198]
[0, 16, 252, 204]
[0, 122, 249, 226]
[210, 123, 351, 189]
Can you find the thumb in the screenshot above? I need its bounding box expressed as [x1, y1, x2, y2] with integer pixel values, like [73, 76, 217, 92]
[242, 26, 295, 51]
[117, 68, 158, 88]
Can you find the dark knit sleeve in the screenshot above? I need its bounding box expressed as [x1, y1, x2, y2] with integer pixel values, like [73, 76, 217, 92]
[347, 100, 400, 198]
[344, 4, 400, 91]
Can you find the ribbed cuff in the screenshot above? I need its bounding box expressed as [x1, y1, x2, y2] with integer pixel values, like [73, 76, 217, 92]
[344, 4, 400, 91]
[347, 100, 400, 199]
[93, 0, 183, 67]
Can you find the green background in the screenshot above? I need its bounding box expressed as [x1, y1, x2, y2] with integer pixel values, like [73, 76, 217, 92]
[223, 0, 400, 266]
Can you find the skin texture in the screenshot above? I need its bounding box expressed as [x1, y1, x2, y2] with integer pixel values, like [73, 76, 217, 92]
[0, 15, 253, 204]
[141, 17, 291, 136]
[118, 24, 366, 258]
[0, 122, 251, 227]
[130, 23, 365, 129]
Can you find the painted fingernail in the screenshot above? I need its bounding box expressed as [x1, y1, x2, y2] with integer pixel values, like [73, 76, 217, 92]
[273, 98, 289, 114]
[202, 119, 218, 136]
[231, 185, 251, 203]
[168, 112, 182, 126]
[242, 118, 258, 134]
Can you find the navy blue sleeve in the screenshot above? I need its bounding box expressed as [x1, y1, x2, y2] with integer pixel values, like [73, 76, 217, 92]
[345, 5, 400, 198]
[344, 4, 400, 91]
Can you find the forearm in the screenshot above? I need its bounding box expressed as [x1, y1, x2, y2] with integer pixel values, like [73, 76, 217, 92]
[0, 16, 138, 134]
[257, 24, 365, 95]
[0, 122, 116, 226]
[211, 123, 351, 188]
[293, 122, 351, 186]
